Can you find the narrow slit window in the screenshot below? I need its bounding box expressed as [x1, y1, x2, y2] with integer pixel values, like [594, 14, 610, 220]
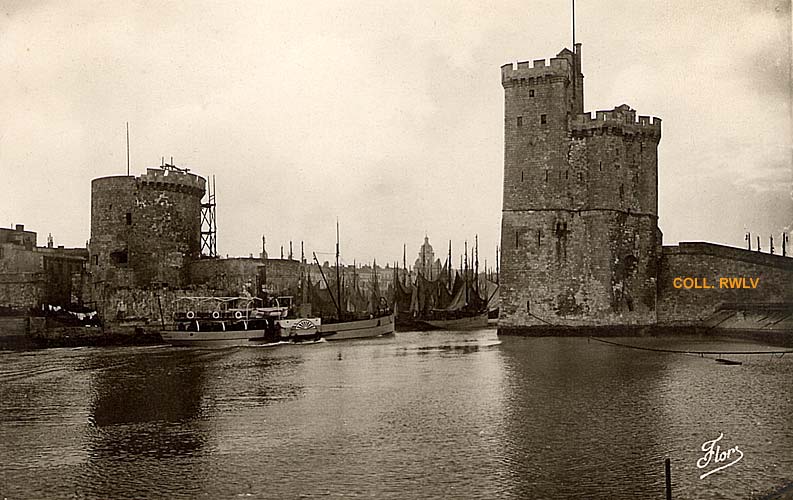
[517, 116, 523, 127]
[540, 114, 547, 125]
[515, 231, 519, 248]
[529, 89, 535, 97]
[521, 171, 524, 182]
[125, 212, 132, 225]
[545, 170, 549, 182]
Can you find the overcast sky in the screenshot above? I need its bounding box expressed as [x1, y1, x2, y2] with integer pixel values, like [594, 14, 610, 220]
[1, 0, 791, 266]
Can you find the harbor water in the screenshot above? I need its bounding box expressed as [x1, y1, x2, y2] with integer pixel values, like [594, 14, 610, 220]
[1, 330, 791, 499]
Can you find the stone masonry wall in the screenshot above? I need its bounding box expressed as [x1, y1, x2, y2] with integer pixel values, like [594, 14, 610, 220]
[501, 210, 658, 327]
[499, 47, 661, 330]
[89, 169, 205, 289]
[658, 243, 793, 324]
[0, 273, 44, 309]
[190, 258, 263, 296]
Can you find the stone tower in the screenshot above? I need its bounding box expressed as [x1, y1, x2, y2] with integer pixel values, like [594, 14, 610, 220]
[499, 45, 662, 331]
[89, 167, 206, 289]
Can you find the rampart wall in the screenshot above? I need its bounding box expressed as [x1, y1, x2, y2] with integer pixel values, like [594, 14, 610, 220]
[658, 243, 793, 324]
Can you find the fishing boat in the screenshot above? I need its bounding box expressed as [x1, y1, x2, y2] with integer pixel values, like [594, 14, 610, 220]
[421, 311, 489, 330]
[310, 222, 395, 341]
[393, 237, 494, 331]
[161, 296, 321, 346]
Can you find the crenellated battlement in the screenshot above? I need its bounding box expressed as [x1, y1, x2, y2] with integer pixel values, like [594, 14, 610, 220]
[572, 105, 661, 139]
[139, 168, 206, 197]
[501, 56, 573, 87]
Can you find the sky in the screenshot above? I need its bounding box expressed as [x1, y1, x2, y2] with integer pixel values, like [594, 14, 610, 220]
[1, 0, 791, 267]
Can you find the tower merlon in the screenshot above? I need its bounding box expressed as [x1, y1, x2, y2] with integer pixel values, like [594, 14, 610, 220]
[139, 167, 206, 197]
[501, 56, 572, 86]
[572, 107, 661, 138]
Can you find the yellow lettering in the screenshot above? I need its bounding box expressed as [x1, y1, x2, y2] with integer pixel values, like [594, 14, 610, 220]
[673, 277, 683, 289]
[728, 277, 742, 289]
[719, 278, 728, 288]
[750, 278, 759, 288]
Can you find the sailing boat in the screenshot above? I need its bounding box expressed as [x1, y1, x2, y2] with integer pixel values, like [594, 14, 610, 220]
[312, 222, 395, 340]
[394, 237, 490, 331]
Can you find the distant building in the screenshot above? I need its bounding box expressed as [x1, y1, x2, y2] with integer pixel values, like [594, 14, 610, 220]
[0, 224, 87, 311]
[413, 236, 442, 280]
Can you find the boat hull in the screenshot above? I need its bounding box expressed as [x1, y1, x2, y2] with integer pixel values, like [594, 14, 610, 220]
[319, 314, 395, 340]
[160, 329, 275, 347]
[422, 312, 489, 330]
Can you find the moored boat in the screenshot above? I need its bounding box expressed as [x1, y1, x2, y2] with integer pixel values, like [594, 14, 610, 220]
[421, 311, 488, 330]
[319, 312, 395, 340]
[309, 221, 394, 341]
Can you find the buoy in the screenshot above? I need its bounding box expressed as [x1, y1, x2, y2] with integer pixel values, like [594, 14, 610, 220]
[212, 311, 220, 319]
[234, 311, 243, 319]
[186, 311, 195, 319]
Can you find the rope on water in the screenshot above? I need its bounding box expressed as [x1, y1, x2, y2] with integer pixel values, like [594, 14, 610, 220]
[589, 336, 793, 356]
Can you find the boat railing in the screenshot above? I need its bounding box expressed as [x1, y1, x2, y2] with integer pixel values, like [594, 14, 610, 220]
[173, 296, 264, 321]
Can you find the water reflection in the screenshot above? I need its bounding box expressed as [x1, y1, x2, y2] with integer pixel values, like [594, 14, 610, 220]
[496, 336, 793, 499]
[0, 332, 791, 499]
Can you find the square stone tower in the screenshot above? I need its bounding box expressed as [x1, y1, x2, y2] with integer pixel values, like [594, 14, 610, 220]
[499, 45, 662, 332]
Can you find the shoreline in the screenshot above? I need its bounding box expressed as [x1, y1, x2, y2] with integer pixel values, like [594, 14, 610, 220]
[497, 324, 793, 348]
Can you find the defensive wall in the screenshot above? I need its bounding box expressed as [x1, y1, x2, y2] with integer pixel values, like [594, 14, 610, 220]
[658, 242, 793, 324]
[191, 257, 265, 296]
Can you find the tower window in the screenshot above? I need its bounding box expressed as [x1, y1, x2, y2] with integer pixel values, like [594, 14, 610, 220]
[521, 171, 524, 182]
[515, 231, 519, 248]
[94, 255, 99, 265]
[599, 161, 602, 172]
[540, 114, 547, 125]
[517, 116, 523, 127]
[110, 249, 128, 265]
[565, 170, 569, 180]
[619, 184, 624, 200]
[529, 90, 535, 97]
[545, 170, 549, 182]
[126, 212, 132, 225]
[578, 172, 583, 182]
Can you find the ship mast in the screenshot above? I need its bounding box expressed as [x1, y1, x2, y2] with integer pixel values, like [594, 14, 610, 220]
[336, 219, 342, 320]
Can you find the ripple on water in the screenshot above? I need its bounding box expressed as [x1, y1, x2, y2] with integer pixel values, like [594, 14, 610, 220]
[0, 332, 791, 499]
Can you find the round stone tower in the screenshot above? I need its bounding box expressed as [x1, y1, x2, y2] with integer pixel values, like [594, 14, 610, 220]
[499, 45, 662, 330]
[89, 167, 206, 288]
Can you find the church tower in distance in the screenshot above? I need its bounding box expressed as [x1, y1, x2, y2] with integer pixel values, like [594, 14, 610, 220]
[499, 45, 662, 331]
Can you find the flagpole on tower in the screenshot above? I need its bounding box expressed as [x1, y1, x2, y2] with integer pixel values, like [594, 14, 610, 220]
[572, 0, 575, 49]
[571, 0, 577, 105]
